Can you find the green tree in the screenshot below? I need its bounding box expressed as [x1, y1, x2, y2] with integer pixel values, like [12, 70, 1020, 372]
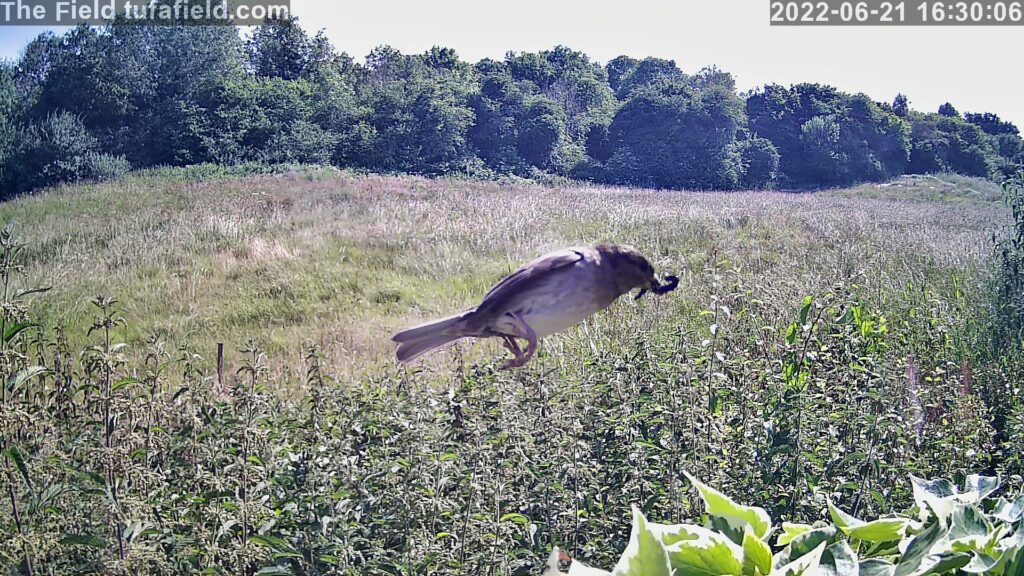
[604, 77, 746, 189]
[892, 93, 909, 118]
[612, 57, 683, 99]
[308, 62, 368, 166]
[505, 46, 615, 173]
[247, 16, 335, 81]
[605, 55, 639, 93]
[30, 26, 136, 147]
[355, 46, 476, 173]
[747, 84, 909, 186]
[908, 112, 998, 177]
[964, 112, 1019, 136]
[737, 135, 780, 189]
[0, 63, 22, 191]
[468, 63, 530, 171]
[517, 96, 566, 168]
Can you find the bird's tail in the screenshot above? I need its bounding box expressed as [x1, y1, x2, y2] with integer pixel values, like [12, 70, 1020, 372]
[392, 309, 476, 363]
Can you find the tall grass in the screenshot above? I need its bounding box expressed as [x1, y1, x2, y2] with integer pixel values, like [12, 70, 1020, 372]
[0, 170, 1020, 575]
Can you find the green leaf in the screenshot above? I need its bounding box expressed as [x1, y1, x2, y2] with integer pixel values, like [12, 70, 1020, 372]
[847, 519, 909, 543]
[500, 513, 530, 526]
[828, 499, 862, 532]
[650, 522, 742, 576]
[255, 566, 293, 576]
[112, 377, 140, 391]
[893, 521, 947, 576]
[684, 471, 772, 541]
[612, 507, 671, 576]
[14, 286, 51, 299]
[28, 482, 70, 515]
[3, 446, 31, 490]
[961, 521, 1006, 554]
[993, 496, 1024, 523]
[859, 559, 895, 576]
[981, 528, 1024, 575]
[785, 323, 799, 345]
[1002, 544, 1024, 576]
[4, 321, 38, 344]
[775, 527, 837, 567]
[744, 529, 773, 576]
[60, 533, 106, 548]
[122, 520, 160, 544]
[949, 503, 992, 540]
[923, 553, 972, 575]
[799, 295, 814, 325]
[910, 476, 960, 524]
[821, 541, 859, 576]
[961, 553, 999, 574]
[250, 535, 301, 559]
[910, 476, 956, 500]
[777, 523, 814, 547]
[964, 475, 1000, 501]
[828, 499, 906, 542]
[9, 366, 47, 394]
[771, 541, 827, 576]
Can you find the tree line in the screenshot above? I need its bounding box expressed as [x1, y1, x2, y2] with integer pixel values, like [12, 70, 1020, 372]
[1, 18, 1021, 197]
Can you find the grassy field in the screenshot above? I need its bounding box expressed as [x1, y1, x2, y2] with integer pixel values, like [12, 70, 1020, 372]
[0, 168, 1007, 380]
[1, 168, 1021, 575]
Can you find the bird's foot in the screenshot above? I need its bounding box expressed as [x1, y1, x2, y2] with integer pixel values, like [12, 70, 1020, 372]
[499, 318, 537, 370]
[501, 335, 522, 355]
[501, 336, 529, 369]
[501, 355, 528, 370]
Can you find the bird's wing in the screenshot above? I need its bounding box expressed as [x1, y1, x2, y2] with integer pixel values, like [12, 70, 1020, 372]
[477, 248, 584, 314]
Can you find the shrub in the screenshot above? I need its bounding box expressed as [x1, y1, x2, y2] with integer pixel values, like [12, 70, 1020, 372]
[544, 472, 1024, 576]
[3, 112, 129, 196]
[83, 151, 131, 181]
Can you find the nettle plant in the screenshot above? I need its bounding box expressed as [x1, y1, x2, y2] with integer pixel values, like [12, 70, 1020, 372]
[543, 472, 1024, 576]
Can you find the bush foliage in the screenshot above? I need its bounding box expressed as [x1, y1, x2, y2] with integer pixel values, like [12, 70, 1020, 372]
[544, 472, 1024, 576]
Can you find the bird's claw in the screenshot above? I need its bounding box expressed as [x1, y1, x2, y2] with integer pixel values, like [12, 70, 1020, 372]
[501, 357, 526, 370]
[500, 327, 534, 370]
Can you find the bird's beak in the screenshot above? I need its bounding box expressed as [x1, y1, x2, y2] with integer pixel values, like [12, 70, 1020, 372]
[635, 275, 679, 300]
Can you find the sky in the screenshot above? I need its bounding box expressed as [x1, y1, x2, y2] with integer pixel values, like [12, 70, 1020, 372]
[1, 0, 1022, 128]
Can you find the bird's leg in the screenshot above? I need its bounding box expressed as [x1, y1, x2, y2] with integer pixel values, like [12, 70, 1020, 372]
[500, 313, 538, 370]
[501, 335, 522, 358]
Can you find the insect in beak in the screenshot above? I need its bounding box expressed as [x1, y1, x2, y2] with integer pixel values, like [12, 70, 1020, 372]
[635, 275, 679, 300]
[652, 275, 679, 294]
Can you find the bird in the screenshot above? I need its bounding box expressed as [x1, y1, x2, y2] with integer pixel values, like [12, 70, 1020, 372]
[391, 243, 679, 369]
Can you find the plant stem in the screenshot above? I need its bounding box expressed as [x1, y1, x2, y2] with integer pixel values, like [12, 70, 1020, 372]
[1, 233, 33, 575]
